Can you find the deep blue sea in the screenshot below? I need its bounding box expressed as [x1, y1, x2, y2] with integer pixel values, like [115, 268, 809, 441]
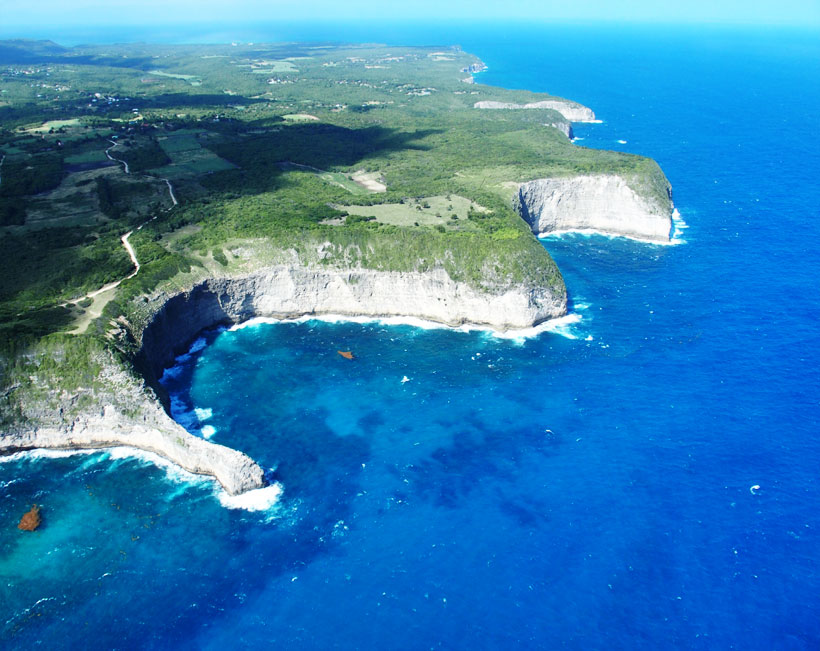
[3, 23, 820, 649]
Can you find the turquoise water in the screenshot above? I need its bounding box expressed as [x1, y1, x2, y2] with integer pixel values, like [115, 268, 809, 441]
[3, 24, 820, 648]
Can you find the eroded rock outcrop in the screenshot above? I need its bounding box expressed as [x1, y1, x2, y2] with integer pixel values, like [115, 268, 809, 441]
[474, 100, 596, 123]
[3, 402, 265, 495]
[515, 175, 673, 242]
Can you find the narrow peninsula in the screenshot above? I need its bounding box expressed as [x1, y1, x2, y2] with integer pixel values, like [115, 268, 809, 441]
[0, 40, 674, 495]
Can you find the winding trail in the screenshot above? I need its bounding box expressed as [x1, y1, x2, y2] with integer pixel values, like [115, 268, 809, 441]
[105, 139, 130, 174]
[61, 159, 177, 314]
[77, 226, 145, 301]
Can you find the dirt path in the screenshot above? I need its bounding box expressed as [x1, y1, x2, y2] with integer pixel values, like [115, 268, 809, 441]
[162, 178, 178, 205]
[65, 173, 176, 333]
[105, 139, 130, 174]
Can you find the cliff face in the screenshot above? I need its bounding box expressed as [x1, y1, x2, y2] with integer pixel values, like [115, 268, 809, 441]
[4, 406, 265, 495]
[515, 175, 673, 242]
[139, 265, 567, 378]
[2, 262, 565, 497]
[474, 100, 596, 123]
[1, 349, 266, 495]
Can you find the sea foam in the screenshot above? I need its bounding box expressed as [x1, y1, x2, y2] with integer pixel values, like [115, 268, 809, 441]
[229, 313, 579, 341]
[540, 225, 684, 247]
[188, 336, 208, 354]
[217, 482, 283, 512]
[169, 395, 199, 431]
[0, 448, 100, 464]
[671, 208, 688, 243]
[104, 446, 211, 488]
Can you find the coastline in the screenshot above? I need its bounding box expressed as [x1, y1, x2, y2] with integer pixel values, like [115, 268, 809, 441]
[0, 304, 580, 504]
[134, 265, 568, 381]
[1, 166, 674, 500]
[0, 445, 283, 511]
[535, 208, 687, 245]
[515, 175, 675, 243]
[0, 42, 676, 502]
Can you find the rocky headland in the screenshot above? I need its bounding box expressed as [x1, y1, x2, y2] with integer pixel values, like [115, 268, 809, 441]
[0, 35, 679, 510]
[515, 174, 674, 242]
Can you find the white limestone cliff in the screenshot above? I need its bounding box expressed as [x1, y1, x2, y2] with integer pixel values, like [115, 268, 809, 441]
[138, 265, 567, 377]
[2, 264, 566, 496]
[3, 406, 265, 495]
[515, 175, 673, 242]
[474, 100, 597, 123]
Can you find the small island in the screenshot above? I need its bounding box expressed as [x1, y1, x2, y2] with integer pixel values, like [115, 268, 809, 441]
[0, 39, 674, 495]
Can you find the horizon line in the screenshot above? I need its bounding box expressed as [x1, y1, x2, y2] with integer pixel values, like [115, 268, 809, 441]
[3, 17, 820, 29]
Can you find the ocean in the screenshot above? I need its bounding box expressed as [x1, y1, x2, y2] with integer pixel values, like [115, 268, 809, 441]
[2, 23, 820, 649]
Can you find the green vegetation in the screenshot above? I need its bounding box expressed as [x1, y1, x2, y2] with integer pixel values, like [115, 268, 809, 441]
[336, 195, 485, 227]
[0, 152, 63, 196]
[0, 38, 671, 402]
[116, 139, 171, 172]
[22, 118, 81, 133]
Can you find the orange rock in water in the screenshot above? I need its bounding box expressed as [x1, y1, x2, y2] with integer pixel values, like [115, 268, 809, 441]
[18, 505, 41, 531]
[337, 350, 354, 360]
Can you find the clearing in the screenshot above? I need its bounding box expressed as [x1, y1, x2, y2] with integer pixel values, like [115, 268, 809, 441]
[248, 60, 299, 73]
[154, 131, 236, 179]
[282, 114, 320, 122]
[334, 195, 488, 228]
[281, 162, 377, 195]
[351, 170, 387, 193]
[21, 118, 81, 134]
[16, 168, 170, 231]
[148, 70, 203, 86]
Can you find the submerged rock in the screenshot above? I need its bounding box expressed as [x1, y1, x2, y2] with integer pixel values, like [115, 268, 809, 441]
[18, 505, 41, 531]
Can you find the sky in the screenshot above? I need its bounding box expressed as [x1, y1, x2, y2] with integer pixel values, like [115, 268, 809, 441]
[2, 0, 819, 29]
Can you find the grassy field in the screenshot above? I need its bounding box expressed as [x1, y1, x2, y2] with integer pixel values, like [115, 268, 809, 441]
[249, 60, 299, 73]
[282, 113, 320, 122]
[21, 118, 81, 134]
[157, 132, 202, 153]
[147, 70, 202, 85]
[151, 150, 236, 179]
[280, 163, 377, 195]
[64, 149, 109, 164]
[337, 195, 485, 228]
[149, 130, 237, 178]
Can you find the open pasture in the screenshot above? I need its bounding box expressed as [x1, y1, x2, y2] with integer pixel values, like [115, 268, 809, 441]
[336, 194, 486, 229]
